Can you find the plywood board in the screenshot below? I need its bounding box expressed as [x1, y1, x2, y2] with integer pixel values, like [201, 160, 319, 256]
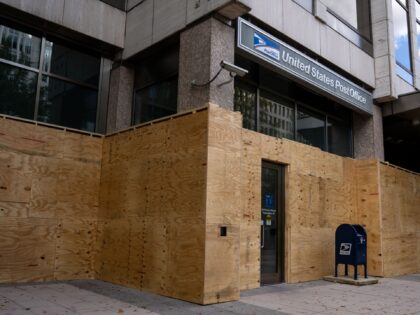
[0, 218, 57, 283]
[96, 109, 209, 304]
[380, 164, 420, 276]
[0, 201, 28, 217]
[0, 118, 102, 284]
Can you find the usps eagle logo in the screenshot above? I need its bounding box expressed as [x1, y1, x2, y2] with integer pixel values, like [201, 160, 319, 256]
[339, 243, 352, 256]
[254, 33, 280, 61]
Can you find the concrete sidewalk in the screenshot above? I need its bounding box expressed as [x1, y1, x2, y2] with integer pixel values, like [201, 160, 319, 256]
[0, 274, 419, 315]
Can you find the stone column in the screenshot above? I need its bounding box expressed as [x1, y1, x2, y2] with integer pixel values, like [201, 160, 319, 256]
[106, 65, 135, 133]
[178, 17, 235, 112]
[353, 105, 385, 160]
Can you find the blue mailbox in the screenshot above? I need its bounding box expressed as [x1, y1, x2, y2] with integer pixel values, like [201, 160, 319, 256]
[335, 224, 367, 280]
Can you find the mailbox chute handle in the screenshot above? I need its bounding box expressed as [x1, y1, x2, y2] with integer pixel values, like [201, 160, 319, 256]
[261, 223, 265, 249]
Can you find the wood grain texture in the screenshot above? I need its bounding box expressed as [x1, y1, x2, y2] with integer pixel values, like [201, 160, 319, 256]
[1, 106, 419, 305]
[96, 110, 208, 304]
[0, 118, 102, 283]
[380, 164, 420, 276]
[203, 105, 242, 304]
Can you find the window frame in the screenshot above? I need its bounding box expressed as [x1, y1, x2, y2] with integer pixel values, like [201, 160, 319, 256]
[415, 0, 420, 60]
[393, 0, 414, 84]
[234, 77, 354, 157]
[132, 75, 178, 125]
[0, 22, 104, 132]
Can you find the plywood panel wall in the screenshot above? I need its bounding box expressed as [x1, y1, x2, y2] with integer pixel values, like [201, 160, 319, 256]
[380, 164, 420, 276]
[95, 110, 209, 304]
[178, 104, 387, 290]
[203, 105, 243, 304]
[0, 117, 102, 283]
[354, 160, 384, 276]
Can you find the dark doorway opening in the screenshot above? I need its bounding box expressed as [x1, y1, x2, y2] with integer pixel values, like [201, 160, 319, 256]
[261, 161, 285, 285]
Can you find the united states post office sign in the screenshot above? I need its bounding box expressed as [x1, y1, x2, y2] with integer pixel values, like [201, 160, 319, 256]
[237, 18, 373, 115]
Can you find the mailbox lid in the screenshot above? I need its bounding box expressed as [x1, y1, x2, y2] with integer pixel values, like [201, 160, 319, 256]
[353, 224, 367, 237]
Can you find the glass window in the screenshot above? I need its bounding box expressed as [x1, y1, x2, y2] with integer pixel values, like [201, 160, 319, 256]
[44, 40, 100, 86]
[417, 23, 420, 59]
[415, 0, 420, 21]
[0, 25, 41, 68]
[293, 0, 313, 12]
[38, 76, 98, 131]
[259, 92, 294, 139]
[234, 83, 257, 131]
[392, 0, 413, 82]
[0, 63, 37, 119]
[322, 0, 371, 40]
[297, 107, 326, 150]
[0, 23, 102, 132]
[133, 78, 177, 125]
[323, 0, 358, 28]
[416, 1, 420, 59]
[327, 116, 352, 157]
[234, 62, 353, 157]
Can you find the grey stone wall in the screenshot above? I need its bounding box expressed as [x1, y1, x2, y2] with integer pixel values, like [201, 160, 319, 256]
[106, 65, 135, 133]
[353, 105, 385, 160]
[0, 0, 125, 47]
[178, 17, 235, 112]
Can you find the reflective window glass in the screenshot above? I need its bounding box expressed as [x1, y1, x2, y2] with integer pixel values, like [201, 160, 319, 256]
[0, 25, 41, 68]
[133, 78, 177, 124]
[259, 92, 294, 139]
[234, 83, 257, 131]
[323, 0, 358, 28]
[44, 40, 100, 86]
[38, 76, 97, 132]
[415, 1, 420, 21]
[417, 23, 420, 58]
[322, 0, 371, 41]
[392, 0, 412, 75]
[0, 63, 37, 119]
[327, 117, 352, 157]
[297, 107, 326, 150]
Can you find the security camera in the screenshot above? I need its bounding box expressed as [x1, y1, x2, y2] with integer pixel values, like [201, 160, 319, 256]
[191, 60, 249, 88]
[220, 60, 249, 77]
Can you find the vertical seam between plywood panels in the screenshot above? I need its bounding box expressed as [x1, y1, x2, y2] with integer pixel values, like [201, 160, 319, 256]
[376, 160, 385, 276]
[238, 128, 244, 289]
[94, 136, 109, 280]
[53, 128, 66, 281]
[92, 136, 101, 280]
[202, 106, 211, 303]
[285, 165, 291, 284]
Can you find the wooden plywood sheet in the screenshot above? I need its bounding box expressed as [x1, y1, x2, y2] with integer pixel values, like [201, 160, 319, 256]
[290, 227, 335, 282]
[96, 109, 209, 304]
[383, 233, 418, 276]
[166, 217, 205, 303]
[0, 118, 65, 157]
[0, 118, 102, 284]
[0, 201, 28, 217]
[54, 219, 97, 280]
[239, 220, 260, 290]
[0, 167, 32, 203]
[203, 223, 240, 304]
[380, 164, 420, 276]
[355, 160, 383, 277]
[0, 218, 57, 283]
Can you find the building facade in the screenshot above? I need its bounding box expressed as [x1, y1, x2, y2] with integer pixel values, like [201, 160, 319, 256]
[0, 0, 419, 305]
